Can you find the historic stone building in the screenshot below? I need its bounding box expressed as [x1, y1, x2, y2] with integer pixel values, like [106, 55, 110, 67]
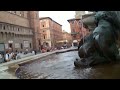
[67, 18, 89, 46]
[0, 11, 40, 52]
[39, 17, 63, 48]
[62, 30, 72, 47]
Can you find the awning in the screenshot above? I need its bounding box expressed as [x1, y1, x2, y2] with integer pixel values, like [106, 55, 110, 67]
[56, 40, 68, 43]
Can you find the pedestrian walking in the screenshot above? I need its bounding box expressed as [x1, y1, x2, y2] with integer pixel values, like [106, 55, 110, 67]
[5, 50, 11, 62]
[32, 50, 35, 55]
[34, 50, 37, 55]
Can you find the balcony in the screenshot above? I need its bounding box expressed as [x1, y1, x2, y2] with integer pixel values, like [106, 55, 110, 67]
[71, 32, 79, 35]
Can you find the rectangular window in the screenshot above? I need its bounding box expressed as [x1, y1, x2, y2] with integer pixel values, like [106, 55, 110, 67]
[39, 40, 41, 45]
[3, 25, 5, 30]
[11, 26, 13, 31]
[41, 21, 46, 28]
[30, 43, 31, 48]
[8, 25, 10, 30]
[73, 29, 75, 32]
[24, 41, 29, 48]
[15, 43, 20, 48]
[6, 25, 8, 30]
[21, 43, 23, 49]
[44, 35, 45, 39]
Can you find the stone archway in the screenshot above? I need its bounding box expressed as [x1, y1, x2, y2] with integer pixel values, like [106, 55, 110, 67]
[0, 32, 3, 39]
[5, 32, 7, 39]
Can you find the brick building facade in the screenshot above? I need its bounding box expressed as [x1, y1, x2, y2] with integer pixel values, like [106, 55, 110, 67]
[39, 17, 63, 49]
[0, 11, 40, 52]
[62, 30, 72, 47]
[67, 18, 89, 46]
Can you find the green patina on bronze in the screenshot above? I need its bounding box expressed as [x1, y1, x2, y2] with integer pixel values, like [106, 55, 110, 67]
[74, 11, 120, 67]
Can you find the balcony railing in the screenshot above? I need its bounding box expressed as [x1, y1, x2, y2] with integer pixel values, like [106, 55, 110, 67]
[71, 32, 79, 35]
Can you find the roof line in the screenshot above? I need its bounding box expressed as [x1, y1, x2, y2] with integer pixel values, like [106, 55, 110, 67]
[67, 18, 81, 22]
[39, 17, 62, 26]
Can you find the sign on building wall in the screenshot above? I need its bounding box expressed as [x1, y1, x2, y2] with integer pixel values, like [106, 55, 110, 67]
[8, 40, 13, 43]
[24, 41, 29, 48]
[15, 43, 20, 48]
[5, 44, 8, 49]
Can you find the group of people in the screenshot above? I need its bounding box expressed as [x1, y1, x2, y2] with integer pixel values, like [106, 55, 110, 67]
[0, 46, 69, 63]
[5, 50, 17, 62]
[0, 50, 17, 63]
[0, 49, 38, 63]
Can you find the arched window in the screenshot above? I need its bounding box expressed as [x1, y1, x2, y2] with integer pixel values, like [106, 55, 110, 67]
[8, 25, 10, 30]
[1, 32, 3, 38]
[10, 26, 13, 31]
[5, 32, 7, 38]
[3, 25, 5, 30]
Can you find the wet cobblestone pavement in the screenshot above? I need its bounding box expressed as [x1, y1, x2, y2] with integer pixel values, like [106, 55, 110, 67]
[16, 51, 120, 79]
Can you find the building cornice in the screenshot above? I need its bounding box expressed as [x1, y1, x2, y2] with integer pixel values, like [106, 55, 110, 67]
[67, 18, 81, 22]
[39, 17, 62, 26]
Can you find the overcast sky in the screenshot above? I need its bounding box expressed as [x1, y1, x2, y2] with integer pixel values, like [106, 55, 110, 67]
[39, 11, 75, 33]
